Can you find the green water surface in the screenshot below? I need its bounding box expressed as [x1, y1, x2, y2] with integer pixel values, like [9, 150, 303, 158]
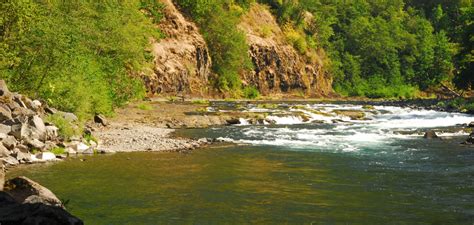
[7, 144, 474, 225]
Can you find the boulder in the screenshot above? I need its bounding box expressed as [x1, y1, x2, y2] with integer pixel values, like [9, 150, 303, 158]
[46, 125, 59, 140]
[10, 121, 27, 140]
[2, 135, 17, 150]
[94, 114, 108, 126]
[75, 142, 90, 154]
[35, 152, 56, 161]
[13, 150, 32, 163]
[3, 156, 19, 166]
[0, 105, 12, 122]
[423, 130, 439, 139]
[61, 112, 78, 122]
[462, 132, 474, 145]
[65, 147, 77, 155]
[0, 144, 10, 157]
[226, 118, 241, 125]
[0, 124, 11, 135]
[45, 106, 58, 115]
[333, 110, 366, 120]
[26, 138, 45, 150]
[0, 80, 11, 96]
[0, 191, 83, 225]
[5, 176, 63, 208]
[29, 115, 46, 140]
[468, 122, 474, 128]
[16, 144, 29, 153]
[12, 107, 35, 118]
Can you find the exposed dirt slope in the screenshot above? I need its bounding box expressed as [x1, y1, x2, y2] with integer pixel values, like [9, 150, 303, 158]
[144, 0, 211, 96]
[239, 4, 333, 97]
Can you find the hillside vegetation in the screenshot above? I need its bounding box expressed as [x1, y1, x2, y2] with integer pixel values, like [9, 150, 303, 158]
[1, 1, 162, 118]
[1, 0, 473, 117]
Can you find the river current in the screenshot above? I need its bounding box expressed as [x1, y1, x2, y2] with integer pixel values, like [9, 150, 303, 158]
[9, 102, 474, 224]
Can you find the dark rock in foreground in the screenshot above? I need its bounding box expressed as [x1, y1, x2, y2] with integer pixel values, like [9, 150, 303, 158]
[0, 192, 83, 225]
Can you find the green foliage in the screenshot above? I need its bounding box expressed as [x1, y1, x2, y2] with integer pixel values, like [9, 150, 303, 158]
[0, 0, 160, 119]
[45, 114, 81, 140]
[137, 102, 153, 110]
[259, 0, 458, 98]
[83, 133, 98, 144]
[175, 0, 253, 92]
[50, 147, 66, 155]
[243, 86, 260, 99]
[191, 99, 210, 105]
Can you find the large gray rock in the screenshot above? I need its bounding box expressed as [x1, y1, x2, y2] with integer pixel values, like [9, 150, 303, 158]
[3, 156, 19, 166]
[13, 150, 32, 163]
[5, 176, 63, 208]
[10, 121, 27, 140]
[35, 152, 56, 161]
[0, 191, 83, 225]
[0, 105, 12, 122]
[29, 115, 46, 140]
[61, 112, 78, 122]
[0, 144, 10, 157]
[26, 138, 45, 150]
[0, 123, 11, 135]
[2, 135, 17, 150]
[46, 125, 59, 140]
[12, 107, 35, 118]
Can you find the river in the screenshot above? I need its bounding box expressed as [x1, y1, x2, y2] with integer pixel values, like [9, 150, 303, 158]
[8, 102, 474, 224]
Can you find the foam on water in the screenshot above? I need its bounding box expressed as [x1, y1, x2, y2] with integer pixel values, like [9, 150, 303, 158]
[219, 103, 474, 153]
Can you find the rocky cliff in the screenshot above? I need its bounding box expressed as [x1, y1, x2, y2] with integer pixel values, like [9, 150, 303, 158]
[146, 1, 332, 97]
[144, 0, 211, 96]
[239, 4, 333, 97]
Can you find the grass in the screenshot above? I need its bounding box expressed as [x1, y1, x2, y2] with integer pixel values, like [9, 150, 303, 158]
[50, 147, 65, 155]
[83, 133, 98, 144]
[137, 103, 153, 110]
[191, 99, 210, 105]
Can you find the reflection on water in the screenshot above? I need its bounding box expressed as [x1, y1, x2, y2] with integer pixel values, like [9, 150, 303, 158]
[7, 103, 474, 224]
[8, 144, 474, 224]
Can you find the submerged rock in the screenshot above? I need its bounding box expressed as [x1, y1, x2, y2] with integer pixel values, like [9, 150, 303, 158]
[333, 110, 367, 120]
[423, 130, 439, 139]
[462, 132, 474, 145]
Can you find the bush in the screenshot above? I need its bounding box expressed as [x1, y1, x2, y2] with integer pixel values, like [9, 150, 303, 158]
[50, 147, 65, 155]
[243, 86, 260, 99]
[45, 114, 81, 140]
[0, 0, 160, 119]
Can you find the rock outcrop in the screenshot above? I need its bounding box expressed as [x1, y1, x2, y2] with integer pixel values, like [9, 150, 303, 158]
[239, 4, 333, 97]
[0, 177, 83, 225]
[144, 0, 211, 96]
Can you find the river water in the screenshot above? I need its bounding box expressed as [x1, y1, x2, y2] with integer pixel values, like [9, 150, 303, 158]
[8, 103, 474, 224]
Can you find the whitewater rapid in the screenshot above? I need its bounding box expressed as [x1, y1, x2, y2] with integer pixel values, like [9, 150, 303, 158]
[213, 103, 474, 153]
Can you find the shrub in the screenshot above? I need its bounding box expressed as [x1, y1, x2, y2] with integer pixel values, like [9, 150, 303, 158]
[243, 86, 260, 99]
[50, 147, 65, 155]
[45, 114, 81, 140]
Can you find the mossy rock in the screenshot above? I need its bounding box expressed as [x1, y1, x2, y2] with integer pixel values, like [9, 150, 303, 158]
[333, 110, 367, 120]
[362, 105, 375, 110]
